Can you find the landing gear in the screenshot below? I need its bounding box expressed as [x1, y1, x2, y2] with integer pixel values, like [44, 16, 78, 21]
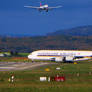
[32, 59, 34, 63]
[39, 10, 41, 12]
[38, 9, 41, 12]
[63, 57, 73, 63]
[46, 9, 48, 12]
[63, 57, 66, 63]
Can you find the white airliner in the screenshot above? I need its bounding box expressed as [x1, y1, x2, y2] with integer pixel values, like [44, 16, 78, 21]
[28, 50, 92, 62]
[24, 2, 62, 12]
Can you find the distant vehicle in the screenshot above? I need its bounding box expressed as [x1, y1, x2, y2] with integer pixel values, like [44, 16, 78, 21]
[0, 54, 5, 57]
[24, 2, 62, 12]
[28, 50, 92, 62]
[0, 53, 9, 57]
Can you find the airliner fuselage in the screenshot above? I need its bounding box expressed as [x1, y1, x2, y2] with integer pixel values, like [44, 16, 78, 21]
[28, 50, 92, 62]
[39, 5, 49, 12]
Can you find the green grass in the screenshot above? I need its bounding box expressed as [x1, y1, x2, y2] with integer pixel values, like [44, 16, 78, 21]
[0, 52, 29, 57]
[0, 59, 92, 92]
[0, 87, 92, 92]
[0, 57, 31, 62]
[18, 53, 29, 57]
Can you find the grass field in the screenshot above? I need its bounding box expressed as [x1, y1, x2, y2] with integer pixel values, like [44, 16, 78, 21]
[0, 57, 92, 92]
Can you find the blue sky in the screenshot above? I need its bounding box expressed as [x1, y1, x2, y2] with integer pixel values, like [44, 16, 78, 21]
[0, 0, 92, 36]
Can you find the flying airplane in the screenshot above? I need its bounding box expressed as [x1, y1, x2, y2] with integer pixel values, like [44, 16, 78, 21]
[24, 2, 62, 12]
[28, 50, 92, 62]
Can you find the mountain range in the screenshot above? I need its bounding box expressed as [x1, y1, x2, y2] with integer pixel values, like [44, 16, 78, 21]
[47, 25, 92, 36]
[0, 25, 92, 37]
[0, 25, 92, 52]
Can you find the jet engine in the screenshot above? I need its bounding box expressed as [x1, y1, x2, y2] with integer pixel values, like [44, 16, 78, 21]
[51, 56, 74, 63]
[63, 56, 74, 62]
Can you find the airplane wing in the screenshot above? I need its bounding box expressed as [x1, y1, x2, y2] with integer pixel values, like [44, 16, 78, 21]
[48, 6, 62, 9]
[24, 6, 40, 9]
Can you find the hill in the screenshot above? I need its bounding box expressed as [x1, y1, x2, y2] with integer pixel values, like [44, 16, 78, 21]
[0, 35, 92, 52]
[47, 25, 92, 36]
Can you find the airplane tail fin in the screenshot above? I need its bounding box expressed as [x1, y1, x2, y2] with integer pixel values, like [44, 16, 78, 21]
[40, 2, 42, 6]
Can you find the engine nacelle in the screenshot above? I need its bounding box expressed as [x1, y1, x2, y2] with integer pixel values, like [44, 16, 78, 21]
[51, 56, 74, 63]
[63, 56, 74, 63]
[65, 56, 74, 61]
[51, 57, 63, 62]
[55, 57, 64, 62]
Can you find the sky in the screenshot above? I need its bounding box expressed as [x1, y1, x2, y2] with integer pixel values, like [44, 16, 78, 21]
[0, 0, 92, 36]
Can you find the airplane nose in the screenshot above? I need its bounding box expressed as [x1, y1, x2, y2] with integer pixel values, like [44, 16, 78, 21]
[28, 55, 32, 59]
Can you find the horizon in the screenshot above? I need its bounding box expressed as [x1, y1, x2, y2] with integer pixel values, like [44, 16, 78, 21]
[0, 25, 92, 37]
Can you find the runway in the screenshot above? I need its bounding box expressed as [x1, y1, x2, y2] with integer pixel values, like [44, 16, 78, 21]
[0, 62, 53, 71]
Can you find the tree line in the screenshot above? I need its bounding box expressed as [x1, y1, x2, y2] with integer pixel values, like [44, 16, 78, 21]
[0, 35, 92, 53]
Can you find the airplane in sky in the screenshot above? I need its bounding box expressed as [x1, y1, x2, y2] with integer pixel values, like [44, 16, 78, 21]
[24, 2, 62, 12]
[28, 50, 92, 62]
